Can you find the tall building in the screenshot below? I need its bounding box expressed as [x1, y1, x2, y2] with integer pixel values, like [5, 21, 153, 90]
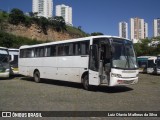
[32, 0, 53, 18]
[144, 22, 148, 38]
[130, 18, 148, 43]
[119, 22, 128, 39]
[56, 4, 72, 26]
[154, 18, 160, 37]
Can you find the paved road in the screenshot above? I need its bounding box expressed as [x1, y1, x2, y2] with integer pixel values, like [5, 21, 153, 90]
[0, 74, 160, 119]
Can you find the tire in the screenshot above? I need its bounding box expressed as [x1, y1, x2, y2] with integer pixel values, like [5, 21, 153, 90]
[34, 71, 41, 83]
[82, 74, 93, 91]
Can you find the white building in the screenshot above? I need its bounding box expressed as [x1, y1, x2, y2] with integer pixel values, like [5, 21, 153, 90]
[130, 18, 148, 43]
[119, 22, 128, 39]
[56, 4, 72, 26]
[32, 0, 53, 18]
[154, 18, 160, 37]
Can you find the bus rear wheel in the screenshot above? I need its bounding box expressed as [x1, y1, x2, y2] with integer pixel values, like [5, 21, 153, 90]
[34, 71, 41, 83]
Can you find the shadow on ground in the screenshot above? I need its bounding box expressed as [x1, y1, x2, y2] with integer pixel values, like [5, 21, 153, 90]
[21, 77, 133, 93]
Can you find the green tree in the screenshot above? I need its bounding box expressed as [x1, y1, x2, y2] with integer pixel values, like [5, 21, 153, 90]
[91, 32, 104, 36]
[8, 8, 25, 25]
[51, 16, 66, 32]
[38, 17, 49, 34]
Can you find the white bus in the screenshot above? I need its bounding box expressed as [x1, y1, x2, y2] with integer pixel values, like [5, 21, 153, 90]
[0, 47, 10, 78]
[155, 55, 160, 74]
[147, 56, 157, 74]
[8, 49, 19, 75]
[19, 36, 139, 90]
[137, 56, 152, 73]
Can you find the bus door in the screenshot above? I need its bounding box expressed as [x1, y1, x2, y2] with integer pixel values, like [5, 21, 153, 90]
[98, 41, 111, 85]
[89, 45, 100, 85]
[89, 42, 111, 85]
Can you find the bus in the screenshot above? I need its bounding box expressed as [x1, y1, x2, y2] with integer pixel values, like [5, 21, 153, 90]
[8, 49, 19, 75]
[147, 56, 157, 74]
[0, 47, 10, 78]
[155, 55, 160, 74]
[19, 35, 139, 90]
[137, 56, 153, 73]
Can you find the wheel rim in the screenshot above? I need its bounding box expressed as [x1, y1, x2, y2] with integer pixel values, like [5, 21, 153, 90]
[34, 72, 39, 82]
[83, 75, 89, 89]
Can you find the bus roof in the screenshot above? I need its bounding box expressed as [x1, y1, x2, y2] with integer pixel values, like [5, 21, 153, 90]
[0, 47, 8, 50]
[137, 56, 157, 60]
[148, 56, 157, 60]
[137, 56, 155, 59]
[19, 35, 131, 49]
[8, 48, 19, 51]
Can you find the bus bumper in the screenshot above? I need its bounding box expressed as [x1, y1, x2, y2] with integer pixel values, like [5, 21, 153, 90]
[13, 71, 19, 75]
[109, 77, 138, 86]
[157, 69, 160, 74]
[147, 68, 154, 74]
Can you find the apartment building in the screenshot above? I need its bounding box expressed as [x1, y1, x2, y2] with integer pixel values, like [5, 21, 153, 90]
[56, 4, 72, 26]
[32, 0, 53, 18]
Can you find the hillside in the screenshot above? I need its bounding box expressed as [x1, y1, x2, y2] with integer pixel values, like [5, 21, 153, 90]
[5, 24, 76, 41]
[0, 9, 88, 43]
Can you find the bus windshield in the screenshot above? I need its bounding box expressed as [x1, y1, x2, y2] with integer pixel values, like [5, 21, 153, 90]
[157, 59, 160, 68]
[0, 49, 9, 72]
[9, 50, 19, 68]
[112, 39, 138, 69]
[148, 60, 155, 68]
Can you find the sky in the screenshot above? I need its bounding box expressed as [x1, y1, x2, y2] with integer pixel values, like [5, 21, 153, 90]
[0, 0, 160, 38]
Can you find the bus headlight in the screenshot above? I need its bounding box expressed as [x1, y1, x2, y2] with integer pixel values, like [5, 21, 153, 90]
[111, 73, 122, 78]
[5, 69, 10, 72]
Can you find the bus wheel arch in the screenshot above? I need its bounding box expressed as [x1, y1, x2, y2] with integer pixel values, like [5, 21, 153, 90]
[33, 69, 41, 83]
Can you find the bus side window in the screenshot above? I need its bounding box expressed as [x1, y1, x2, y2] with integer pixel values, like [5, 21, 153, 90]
[51, 45, 56, 56]
[74, 42, 80, 55]
[69, 43, 73, 55]
[80, 41, 89, 55]
[40, 47, 44, 57]
[20, 49, 24, 58]
[57, 44, 70, 56]
[64, 44, 69, 56]
[23, 49, 27, 58]
[45, 46, 51, 57]
[26, 49, 34, 58]
[35, 47, 44, 57]
[57, 45, 64, 56]
[35, 48, 38, 57]
[26, 49, 30, 58]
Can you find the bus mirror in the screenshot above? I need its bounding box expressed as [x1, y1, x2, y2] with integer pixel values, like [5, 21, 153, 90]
[155, 60, 157, 63]
[9, 55, 14, 62]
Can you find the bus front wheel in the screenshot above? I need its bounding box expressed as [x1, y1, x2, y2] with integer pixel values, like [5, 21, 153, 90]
[34, 71, 41, 83]
[82, 74, 93, 91]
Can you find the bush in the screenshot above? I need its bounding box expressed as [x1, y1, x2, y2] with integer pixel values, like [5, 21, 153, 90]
[0, 31, 43, 48]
